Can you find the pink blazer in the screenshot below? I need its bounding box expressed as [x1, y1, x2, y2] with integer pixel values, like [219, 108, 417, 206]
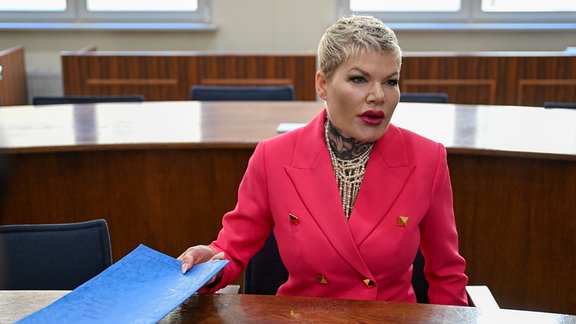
[209, 110, 468, 305]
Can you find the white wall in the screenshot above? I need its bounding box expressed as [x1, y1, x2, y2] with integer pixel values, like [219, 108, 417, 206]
[0, 0, 574, 100]
[0, 0, 336, 69]
[1, 0, 575, 69]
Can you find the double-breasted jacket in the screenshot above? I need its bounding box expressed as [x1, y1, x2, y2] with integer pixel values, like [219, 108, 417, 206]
[208, 110, 468, 305]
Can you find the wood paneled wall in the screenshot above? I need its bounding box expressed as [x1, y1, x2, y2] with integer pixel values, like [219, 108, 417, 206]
[0, 46, 28, 106]
[61, 49, 317, 101]
[401, 53, 576, 106]
[0, 148, 250, 258]
[62, 50, 576, 106]
[448, 153, 576, 315]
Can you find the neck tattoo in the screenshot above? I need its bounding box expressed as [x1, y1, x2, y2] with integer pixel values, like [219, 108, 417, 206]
[325, 120, 373, 160]
[324, 119, 374, 220]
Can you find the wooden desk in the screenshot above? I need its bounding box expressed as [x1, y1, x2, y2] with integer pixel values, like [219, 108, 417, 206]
[1, 101, 575, 315]
[401, 51, 576, 106]
[60, 50, 576, 106]
[1, 291, 575, 324]
[0, 46, 28, 106]
[61, 51, 317, 101]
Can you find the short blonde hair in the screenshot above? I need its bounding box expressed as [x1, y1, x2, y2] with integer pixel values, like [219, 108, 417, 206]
[317, 15, 402, 77]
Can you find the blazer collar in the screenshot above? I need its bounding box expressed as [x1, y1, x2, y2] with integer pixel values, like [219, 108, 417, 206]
[285, 110, 415, 276]
[348, 124, 416, 245]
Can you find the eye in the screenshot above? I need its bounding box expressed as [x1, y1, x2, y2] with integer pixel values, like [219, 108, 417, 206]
[385, 79, 399, 86]
[350, 76, 367, 83]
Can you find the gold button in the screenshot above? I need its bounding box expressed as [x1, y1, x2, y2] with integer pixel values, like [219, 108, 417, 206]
[363, 279, 375, 288]
[397, 216, 409, 227]
[289, 214, 299, 225]
[317, 275, 328, 285]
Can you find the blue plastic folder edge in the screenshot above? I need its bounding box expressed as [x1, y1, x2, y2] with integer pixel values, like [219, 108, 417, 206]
[17, 244, 228, 324]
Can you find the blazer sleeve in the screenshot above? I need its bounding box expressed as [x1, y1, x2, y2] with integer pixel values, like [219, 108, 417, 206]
[204, 141, 274, 292]
[419, 143, 469, 306]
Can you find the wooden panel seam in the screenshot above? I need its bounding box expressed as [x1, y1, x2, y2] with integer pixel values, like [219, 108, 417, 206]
[200, 78, 294, 86]
[516, 79, 576, 105]
[86, 79, 179, 85]
[403, 79, 497, 104]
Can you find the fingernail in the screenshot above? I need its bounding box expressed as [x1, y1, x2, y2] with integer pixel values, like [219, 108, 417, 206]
[181, 263, 188, 274]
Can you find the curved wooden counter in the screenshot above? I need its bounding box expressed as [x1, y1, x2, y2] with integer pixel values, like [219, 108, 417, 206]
[1, 101, 575, 315]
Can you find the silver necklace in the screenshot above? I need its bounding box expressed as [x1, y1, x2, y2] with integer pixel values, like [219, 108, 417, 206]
[324, 120, 374, 220]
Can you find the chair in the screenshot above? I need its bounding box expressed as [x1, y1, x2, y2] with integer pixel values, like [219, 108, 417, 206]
[244, 231, 288, 296]
[0, 153, 8, 214]
[190, 85, 295, 101]
[32, 95, 145, 106]
[244, 231, 498, 308]
[544, 102, 576, 109]
[0, 219, 113, 290]
[400, 92, 449, 103]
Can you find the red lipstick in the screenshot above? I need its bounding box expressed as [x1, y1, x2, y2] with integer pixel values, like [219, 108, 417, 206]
[359, 110, 386, 125]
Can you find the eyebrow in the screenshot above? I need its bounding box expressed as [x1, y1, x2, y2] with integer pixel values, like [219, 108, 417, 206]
[347, 67, 399, 79]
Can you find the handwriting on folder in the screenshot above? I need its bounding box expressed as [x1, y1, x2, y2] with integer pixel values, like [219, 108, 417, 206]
[17, 244, 228, 324]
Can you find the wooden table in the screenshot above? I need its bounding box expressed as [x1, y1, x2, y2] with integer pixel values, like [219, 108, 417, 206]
[1, 291, 575, 324]
[1, 101, 575, 315]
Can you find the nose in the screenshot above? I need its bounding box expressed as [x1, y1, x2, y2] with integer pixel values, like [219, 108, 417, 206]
[367, 83, 385, 104]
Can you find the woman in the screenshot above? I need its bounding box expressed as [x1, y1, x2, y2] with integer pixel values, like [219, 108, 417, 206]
[179, 15, 468, 306]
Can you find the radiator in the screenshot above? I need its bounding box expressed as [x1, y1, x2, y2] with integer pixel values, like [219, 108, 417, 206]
[26, 68, 63, 104]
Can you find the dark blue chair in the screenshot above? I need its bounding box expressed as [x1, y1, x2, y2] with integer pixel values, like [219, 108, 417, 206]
[33, 95, 144, 106]
[544, 102, 576, 109]
[400, 92, 449, 103]
[190, 85, 295, 101]
[0, 153, 8, 212]
[244, 231, 288, 296]
[0, 219, 113, 290]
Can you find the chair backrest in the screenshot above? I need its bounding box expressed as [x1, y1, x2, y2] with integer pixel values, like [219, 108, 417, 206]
[400, 92, 449, 103]
[244, 231, 430, 303]
[190, 85, 295, 101]
[244, 231, 288, 295]
[0, 153, 8, 216]
[0, 219, 113, 290]
[33, 95, 145, 106]
[543, 102, 576, 109]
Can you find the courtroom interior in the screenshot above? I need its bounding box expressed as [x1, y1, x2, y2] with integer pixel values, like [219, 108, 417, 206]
[0, 0, 575, 322]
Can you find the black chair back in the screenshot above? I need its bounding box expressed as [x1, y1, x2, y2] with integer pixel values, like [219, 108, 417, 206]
[411, 248, 430, 303]
[0, 219, 113, 290]
[0, 153, 8, 217]
[244, 231, 430, 303]
[190, 85, 295, 101]
[33, 95, 144, 106]
[544, 102, 576, 109]
[244, 231, 288, 295]
[400, 92, 449, 103]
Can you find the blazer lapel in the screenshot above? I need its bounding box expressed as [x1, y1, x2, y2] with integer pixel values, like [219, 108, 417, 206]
[349, 125, 416, 246]
[284, 111, 373, 278]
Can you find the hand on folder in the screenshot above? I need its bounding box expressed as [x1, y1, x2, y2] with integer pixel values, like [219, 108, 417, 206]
[178, 245, 225, 286]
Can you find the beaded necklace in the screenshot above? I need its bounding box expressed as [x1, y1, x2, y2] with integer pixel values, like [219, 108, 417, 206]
[324, 119, 374, 220]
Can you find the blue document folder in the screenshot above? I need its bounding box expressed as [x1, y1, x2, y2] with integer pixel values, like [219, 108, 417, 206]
[17, 244, 228, 323]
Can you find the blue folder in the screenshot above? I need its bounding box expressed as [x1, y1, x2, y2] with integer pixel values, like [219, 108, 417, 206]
[17, 244, 228, 323]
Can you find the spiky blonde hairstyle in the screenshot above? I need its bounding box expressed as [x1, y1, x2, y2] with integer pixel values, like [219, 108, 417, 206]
[317, 15, 402, 78]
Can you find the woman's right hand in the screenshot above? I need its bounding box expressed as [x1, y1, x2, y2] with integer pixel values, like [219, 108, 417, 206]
[177, 245, 225, 286]
[177, 245, 219, 273]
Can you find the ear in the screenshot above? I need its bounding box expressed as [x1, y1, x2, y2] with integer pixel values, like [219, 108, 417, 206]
[315, 71, 328, 101]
